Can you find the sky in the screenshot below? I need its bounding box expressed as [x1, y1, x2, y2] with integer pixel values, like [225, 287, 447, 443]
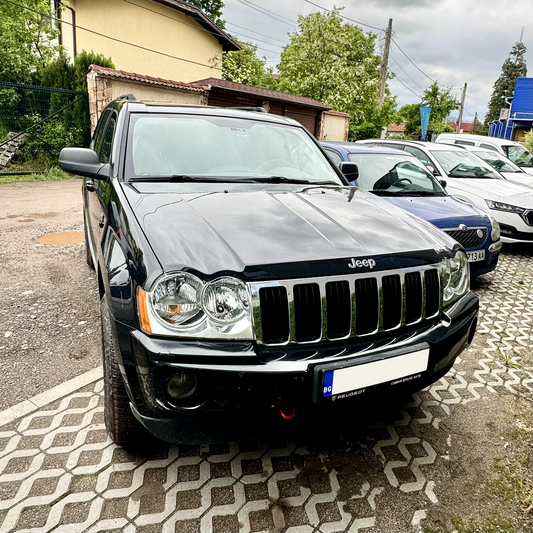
[221, 0, 532, 123]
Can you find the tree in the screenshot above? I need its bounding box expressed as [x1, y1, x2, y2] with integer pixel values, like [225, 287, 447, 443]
[182, 0, 225, 28]
[222, 39, 274, 87]
[399, 82, 459, 137]
[276, 9, 396, 139]
[0, 0, 59, 83]
[485, 41, 527, 124]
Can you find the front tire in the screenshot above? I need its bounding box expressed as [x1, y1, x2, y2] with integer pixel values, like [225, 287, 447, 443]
[101, 296, 148, 447]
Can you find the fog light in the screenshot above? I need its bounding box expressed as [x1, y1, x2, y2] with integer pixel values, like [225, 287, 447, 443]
[167, 372, 198, 399]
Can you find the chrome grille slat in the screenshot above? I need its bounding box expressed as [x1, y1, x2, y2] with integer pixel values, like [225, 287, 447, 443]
[250, 264, 443, 346]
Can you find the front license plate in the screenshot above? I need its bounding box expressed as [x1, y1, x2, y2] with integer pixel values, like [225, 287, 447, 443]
[316, 347, 429, 402]
[466, 249, 485, 262]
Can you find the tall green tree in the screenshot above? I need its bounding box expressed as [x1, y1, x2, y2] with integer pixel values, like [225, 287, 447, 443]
[0, 0, 59, 83]
[485, 41, 527, 123]
[222, 39, 274, 87]
[276, 9, 396, 139]
[399, 82, 459, 137]
[182, 0, 225, 28]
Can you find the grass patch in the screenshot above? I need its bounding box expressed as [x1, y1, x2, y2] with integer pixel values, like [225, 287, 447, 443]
[450, 515, 515, 533]
[0, 167, 74, 184]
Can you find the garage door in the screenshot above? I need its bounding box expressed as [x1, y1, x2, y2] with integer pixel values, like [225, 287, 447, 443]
[283, 105, 319, 136]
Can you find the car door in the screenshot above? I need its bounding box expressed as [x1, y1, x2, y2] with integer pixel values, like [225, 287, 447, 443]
[87, 111, 117, 264]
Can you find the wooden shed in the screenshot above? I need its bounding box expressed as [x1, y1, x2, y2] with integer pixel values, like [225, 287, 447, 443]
[193, 77, 330, 137]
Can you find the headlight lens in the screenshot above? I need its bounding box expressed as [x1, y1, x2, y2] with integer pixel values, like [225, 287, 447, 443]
[441, 250, 470, 307]
[202, 277, 250, 323]
[488, 214, 500, 241]
[138, 273, 253, 339]
[151, 272, 204, 326]
[485, 200, 525, 214]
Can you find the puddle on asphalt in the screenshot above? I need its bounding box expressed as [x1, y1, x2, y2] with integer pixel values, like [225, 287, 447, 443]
[35, 232, 85, 245]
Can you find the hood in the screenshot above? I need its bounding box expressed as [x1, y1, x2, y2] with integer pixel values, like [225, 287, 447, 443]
[383, 195, 488, 228]
[499, 172, 533, 190]
[445, 177, 533, 208]
[121, 184, 455, 277]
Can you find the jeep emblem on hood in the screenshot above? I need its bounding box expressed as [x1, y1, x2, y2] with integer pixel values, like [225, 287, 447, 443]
[348, 258, 376, 269]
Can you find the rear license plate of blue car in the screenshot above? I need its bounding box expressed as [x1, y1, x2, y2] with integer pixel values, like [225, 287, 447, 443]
[313, 345, 429, 402]
[466, 249, 485, 262]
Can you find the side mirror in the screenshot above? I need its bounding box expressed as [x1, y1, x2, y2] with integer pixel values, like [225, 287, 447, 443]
[59, 148, 106, 179]
[340, 161, 359, 181]
[439, 179, 447, 188]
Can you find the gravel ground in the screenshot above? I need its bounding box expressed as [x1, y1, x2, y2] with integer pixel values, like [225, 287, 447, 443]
[0, 179, 101, 411]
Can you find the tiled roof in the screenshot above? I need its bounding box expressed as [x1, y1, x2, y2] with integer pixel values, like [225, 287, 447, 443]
[193, 78, 331, 110]
[323, 109, 351, 117]
[88, 65, 208, 93]
[450, 122, 473, 132]
[387, 122, 406, 132]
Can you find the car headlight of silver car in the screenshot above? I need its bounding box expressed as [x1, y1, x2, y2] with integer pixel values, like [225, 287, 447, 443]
[440, 250, 470, 307]
[488, 214, 500, 241]
[137, 272, 253, 339]
[485, 199, 525, 214]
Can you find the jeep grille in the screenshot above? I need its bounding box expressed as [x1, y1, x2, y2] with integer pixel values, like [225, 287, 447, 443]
[251, 266, 441, 346]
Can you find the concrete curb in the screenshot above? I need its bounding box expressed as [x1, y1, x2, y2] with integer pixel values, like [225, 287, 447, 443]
[0, 365, 103, 428]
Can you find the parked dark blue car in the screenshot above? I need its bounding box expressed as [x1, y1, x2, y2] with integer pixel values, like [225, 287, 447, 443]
[321, 142, 502, 277]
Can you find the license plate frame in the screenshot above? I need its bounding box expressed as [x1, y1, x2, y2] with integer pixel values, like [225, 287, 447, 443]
[466, 249, 485, 262]
[312, 344, 430, 403]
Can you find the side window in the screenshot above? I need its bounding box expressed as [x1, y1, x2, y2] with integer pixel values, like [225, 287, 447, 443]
[92, 110, 110, 153]
[324, 148, 343, 167]
[480, 143, 498, 152]
[404, 146, 432, 167]
[454, 140, 475, 146]
[99, 115, 117, 164]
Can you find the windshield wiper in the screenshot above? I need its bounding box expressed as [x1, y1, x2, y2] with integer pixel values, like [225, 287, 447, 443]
[129, 175, 257, 183]
[251, 176, 340, 185]
[370, 190, 444, 197]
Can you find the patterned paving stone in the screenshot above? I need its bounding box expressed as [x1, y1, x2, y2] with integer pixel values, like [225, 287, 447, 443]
[0, 250, 531, 532]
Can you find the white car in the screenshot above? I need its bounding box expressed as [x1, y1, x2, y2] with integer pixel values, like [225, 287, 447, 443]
[357, 140, 533, 243]
[435, 133, 533, 176]
[457, 146, 533, 190]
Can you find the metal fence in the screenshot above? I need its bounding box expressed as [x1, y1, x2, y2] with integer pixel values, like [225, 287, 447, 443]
[0, 80, 90, 173]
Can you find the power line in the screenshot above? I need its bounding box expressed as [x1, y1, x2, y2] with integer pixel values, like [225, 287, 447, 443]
[303, 0, 384, 31]
[225, 22, 288, 45]
[390, 52, 425, 92]
[228, 30, 284, 49]
[1, 0, 223, 71]
[388, 69, 423, 99]
[242, 0, 295, 24]
[391, 34, 461, 90]
[234, 0, 296, 27]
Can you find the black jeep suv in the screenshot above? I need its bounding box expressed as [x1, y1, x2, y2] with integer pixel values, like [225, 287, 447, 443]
[60, 98, 479, 446]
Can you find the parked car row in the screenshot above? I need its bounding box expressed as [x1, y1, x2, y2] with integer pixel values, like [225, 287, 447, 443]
[347, 139, 533, 245]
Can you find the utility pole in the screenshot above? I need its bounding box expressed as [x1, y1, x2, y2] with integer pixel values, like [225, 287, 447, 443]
[378, 18, 393, 109]
[378, 18, 393, 138]
[456, 82, 467, 134]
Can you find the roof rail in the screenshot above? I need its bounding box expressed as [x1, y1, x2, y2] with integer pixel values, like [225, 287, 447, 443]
[117, 93, 137, 101]
[227, 106, 267, 113]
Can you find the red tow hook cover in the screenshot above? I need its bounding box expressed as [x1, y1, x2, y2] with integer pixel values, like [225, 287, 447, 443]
[279, 408, 296, 420]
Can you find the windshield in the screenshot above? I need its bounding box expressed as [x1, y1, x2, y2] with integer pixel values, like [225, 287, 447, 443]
[125, 114, 342, 185]
[430, 150, 503, 179]
[347, 153, 446, 196]
[474, 151, 523, 173]
[503, 144, 533, 168]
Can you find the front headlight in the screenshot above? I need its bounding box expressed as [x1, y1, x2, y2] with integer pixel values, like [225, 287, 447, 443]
[485, 199, 525, 214]
[441, 250, 470, 307]
[137, 273, 253, 339]
[488, 214, 500, 241]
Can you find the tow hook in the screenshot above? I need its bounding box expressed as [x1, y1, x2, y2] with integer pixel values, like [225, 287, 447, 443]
[279, 406, 296, 420]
